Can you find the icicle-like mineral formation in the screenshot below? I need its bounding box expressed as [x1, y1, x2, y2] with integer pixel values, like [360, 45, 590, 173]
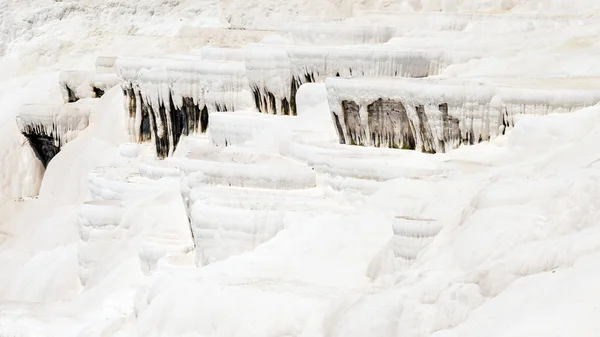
[245, 43, 463, 115]
[17, 101, 94, 167]
[59, 70, 95, 103]
[117, 56, 252, 158]
[326, 77, 600, 153]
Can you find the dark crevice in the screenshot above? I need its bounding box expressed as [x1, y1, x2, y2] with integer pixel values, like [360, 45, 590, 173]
[262, 96, 268, 113]
[290, 79, 298, 116]
[145, 101, 167, 159]
[268, 92, 277, 114]
[157, 98, 170, 158]
[251, 86, 262, 111]
[281, 98, 290, 116]
[465, 127, 475, 145]
[200, 105, 209, 133]
[169, 92, 186, 153]
[66, 85, 78, 103]
[20, 124, 61, 168]
[182, 97, 200, 134]
[125, 86, 136, 120]
[138, 94, 152, 142]
[501, 108, 509, 135]
[93, 87, 105, 98]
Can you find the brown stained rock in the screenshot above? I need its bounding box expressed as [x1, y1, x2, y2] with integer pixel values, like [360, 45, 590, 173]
[415, 105, 436, 154]
[138, 94, 152, 143]
[439, 103, 461, 152]
[341, 100, 364, 146]
[366, 98, 415, 150]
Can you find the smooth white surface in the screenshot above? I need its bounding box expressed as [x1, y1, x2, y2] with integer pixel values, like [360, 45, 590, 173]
[2, 1, 600, 337]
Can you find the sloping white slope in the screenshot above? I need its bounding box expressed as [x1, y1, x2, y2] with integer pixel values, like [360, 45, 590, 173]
[318, 107, 600, 337]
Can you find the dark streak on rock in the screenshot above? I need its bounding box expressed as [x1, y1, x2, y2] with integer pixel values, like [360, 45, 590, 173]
[122, 84, 213, 158]
[366, 98, 415, 150]
[341, 100, 363, 146]
[332, 113, 345, 144]
[268, 92, 277, 114]
[281, 98, 290, 115]
[290, 80, 298, 116]
[169, 92, 186, 153]
[439, 103, 460, 152]
[20, 123, 61, 168]
[138, 94, 152, 142]
[182, 97, 201, 134]
[415, 105, 436, 154]
[200, 105, 209, 133]
[66, 85, 78, 103]
[501, 108, 509, 135]
[251, 86, 262, 111]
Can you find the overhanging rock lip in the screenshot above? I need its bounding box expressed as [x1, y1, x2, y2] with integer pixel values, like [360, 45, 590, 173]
[325, 76, 600, 107]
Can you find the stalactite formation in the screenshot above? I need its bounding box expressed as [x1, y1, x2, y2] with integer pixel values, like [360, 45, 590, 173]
[138, 93, 153, 142]
[341, 100, 363, 146]
[20, 123, 62, 168]
[116, 56, 251, 157]
[333, 98, 461, 153]
[121, 85, 212, 158]
[251, 86, 281, 115]
[17, 102, 92, 168]
[438, 103, 461, 152]
[289, 79, 298, 116]
[245, 45, 441, 117]
[200, 106, 209, 133]
[66, 85, 78, 103]
[326, 76, 600, 153]
[415, 105, 436, 153]
[367, 99, 416, 150]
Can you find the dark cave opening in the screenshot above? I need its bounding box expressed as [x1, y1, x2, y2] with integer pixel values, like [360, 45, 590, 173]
[20, 124, 61, 168]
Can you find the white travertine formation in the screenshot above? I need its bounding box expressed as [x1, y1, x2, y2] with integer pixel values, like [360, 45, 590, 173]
[245, 43, 467, 115]
[77, 200, 125, 286]
[282, 23, 397, 45]
[326, 77, 600, 152]
[180, 148, 316, 190]
[58, 70, 95, 103]
[207, 111, 280, 147]
[16, 101, 94, 167]
[87, 166, 170, 200]
[117, 56, 252, 157]
[188, 185, 347, 265]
